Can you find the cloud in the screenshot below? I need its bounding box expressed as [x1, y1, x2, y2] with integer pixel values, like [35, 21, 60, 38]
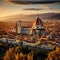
[23, 5, 52, 11]
[23, 8, 42, 10]
[42, 5, 52, 10]
[3, 0, 60, 5]
[3, 0, 15, 5]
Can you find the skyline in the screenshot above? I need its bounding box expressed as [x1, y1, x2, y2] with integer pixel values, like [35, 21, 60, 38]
[0, 0, 60, 18]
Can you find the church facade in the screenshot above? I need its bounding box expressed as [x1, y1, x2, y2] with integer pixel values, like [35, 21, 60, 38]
[16, 17, 46, 36]
[30, 17, 46, 36]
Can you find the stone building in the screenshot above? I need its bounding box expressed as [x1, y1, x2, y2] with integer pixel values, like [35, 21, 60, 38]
[30, 17, 46, 36]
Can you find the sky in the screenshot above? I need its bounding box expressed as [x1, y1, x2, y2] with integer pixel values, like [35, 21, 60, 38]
[0, 0, 60, 18]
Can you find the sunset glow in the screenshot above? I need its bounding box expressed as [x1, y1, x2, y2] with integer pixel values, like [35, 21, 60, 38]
[0, 0, 60, 18]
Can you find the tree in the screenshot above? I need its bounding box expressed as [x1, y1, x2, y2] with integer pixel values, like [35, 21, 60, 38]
[4, 47, 15, 60]
[46, 46, 60, 60]
[27, 50, 34, 60]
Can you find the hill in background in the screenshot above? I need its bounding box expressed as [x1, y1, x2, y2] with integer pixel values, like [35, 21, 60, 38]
[0, 13, 60, 23]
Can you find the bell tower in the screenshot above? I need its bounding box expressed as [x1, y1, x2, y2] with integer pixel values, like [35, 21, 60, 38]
[16, 20, 21, 34]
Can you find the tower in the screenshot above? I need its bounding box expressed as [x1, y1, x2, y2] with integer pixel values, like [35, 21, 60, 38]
[16, 20, 21, 34]
[31, 16, 46, 35]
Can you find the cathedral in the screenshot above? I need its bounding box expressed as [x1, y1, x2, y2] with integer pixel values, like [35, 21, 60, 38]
[30, 16, 46, 36]
[16, 16, 46, 36]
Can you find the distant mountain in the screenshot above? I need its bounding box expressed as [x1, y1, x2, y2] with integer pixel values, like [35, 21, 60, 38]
[39, 13, 60, 20]
[49, 13, 60, 20]
[0, 13, 60, 23]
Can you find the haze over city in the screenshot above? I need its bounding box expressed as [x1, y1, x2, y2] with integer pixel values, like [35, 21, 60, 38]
[0, 0, 60, 19]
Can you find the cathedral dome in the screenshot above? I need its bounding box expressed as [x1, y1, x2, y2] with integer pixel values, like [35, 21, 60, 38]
[36, 17, 43, 26]
[32, 17, 44, 29]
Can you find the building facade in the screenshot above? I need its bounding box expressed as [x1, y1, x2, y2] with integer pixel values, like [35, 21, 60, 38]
[30, 17, 46, 36]
[21, 27, 31, 35]
[16, 17, 46, 36]
[16, 20, 31, 35]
